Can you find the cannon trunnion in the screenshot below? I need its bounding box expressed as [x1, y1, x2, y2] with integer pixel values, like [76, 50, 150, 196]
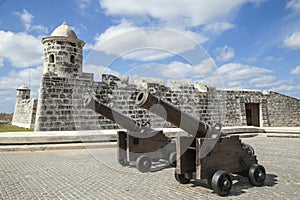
[135, 91, 266, 196]
[84, 96, 176, 173]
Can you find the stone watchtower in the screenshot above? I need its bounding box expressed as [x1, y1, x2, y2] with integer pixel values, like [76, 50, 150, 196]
[12, 85, 38, 128]
[41, 22, 85, 77]
[35, 22, 98, 131]
[16, 85, 30, 100]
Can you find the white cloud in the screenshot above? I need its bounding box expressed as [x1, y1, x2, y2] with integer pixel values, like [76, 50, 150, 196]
[156, 61, 194, 79]
[83, 64, 120, 81]
[194, 58, 217, 77]
[0, 77, 25, 92]
[248, 75, 276, 88]
[264, 56, 282, 62]
[217, 63, 275, 89]
[84, 42, 94, 50]
[99, 0, 266, 27]
[137, 60, 283, 91]
[0, 30, 43, 67]
[152, 58, 219, 86]
[15, 9, 33, 29]
[93, 21, 207, 61]
[283, 32, 300, 49]
[30, 25, 48, 34]
[0, 97, 16, 114]
[0, 67, 43, 95]
[215, 45, 235, 62]
[0, 66, 43, 112]
[0, 57, 3, 67]
[248, 0, 269, 6]
[202, 22, 234, 34]
[15, 9, 48, 34]
[270, 79, 300, 98]
[76, 0, 92, 9]
[291, 65, 300, 75]
[243, 57, 258, 63]
[121, 58, 216, 80]
[286, 0, 300, 11]
[7, 66, 43, 89]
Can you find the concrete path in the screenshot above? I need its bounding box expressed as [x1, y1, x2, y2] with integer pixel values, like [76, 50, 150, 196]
[0, 136, 299, 199]
[0, 127, 299, 151]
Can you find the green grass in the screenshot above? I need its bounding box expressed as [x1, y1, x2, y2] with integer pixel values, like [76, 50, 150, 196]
[0, 124, 34, 132]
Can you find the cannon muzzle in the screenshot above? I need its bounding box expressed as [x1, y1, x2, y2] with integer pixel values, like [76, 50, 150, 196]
[136, 90, 215, 138]
[84, 96, 142, 132]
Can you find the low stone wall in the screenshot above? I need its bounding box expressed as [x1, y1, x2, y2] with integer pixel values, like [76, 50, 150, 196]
[31, 73, 300, 131]
[12, 98, 37, 128]
[220, 89, 300, 127]
[264, 91, 300, 127]
[35, 72, 101, 131]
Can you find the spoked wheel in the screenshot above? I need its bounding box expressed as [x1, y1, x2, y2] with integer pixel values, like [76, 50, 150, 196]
[169, 152, 176, 167]
[174, 170, 190, 184]
[118, 158, 129, 166]
[136, 155, 152, 173]
[211, 170, 232, 196]
[248, 164, 266, 186]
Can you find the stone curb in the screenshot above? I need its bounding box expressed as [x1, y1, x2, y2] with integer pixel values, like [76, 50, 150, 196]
[265, 133, 300, 138]
[0, 127, 299, 151]
[0, 142, 117, 152]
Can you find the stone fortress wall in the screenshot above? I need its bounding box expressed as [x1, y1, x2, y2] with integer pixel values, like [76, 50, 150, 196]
[34, 72, 300, 131]
[12, 22, 300, 131]
[219, 89, 300, 127]
[264, 91, 300, 127]
[11, 85, 38, 128]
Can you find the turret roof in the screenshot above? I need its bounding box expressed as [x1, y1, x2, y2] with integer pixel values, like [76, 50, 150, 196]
[17, 85, 30, 90]
[50, 22, 78, 39]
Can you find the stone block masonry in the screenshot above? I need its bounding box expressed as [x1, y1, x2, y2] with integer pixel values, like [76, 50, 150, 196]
[12, 22, 300, 131]
[221, 89, 300, 127]
[264, 91, 300, 127]
[35, 73, 300, 131]
[11, 98, 37, 128]
[35, 72, 226, 131]
[35, 72, 102, 131]
[12, 85, 37, 129]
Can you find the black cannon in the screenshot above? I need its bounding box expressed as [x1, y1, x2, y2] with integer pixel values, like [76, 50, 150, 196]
[135, 90, 266, 196]
[84, 95, 176, 173]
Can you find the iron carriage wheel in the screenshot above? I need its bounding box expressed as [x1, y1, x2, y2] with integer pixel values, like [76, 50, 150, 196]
[174, 170, 190, 184]
[211, 170, 232, 196]
[118, 158, 129, 166]
[136, 155, 152, 173]
[248, 164, 266, 186]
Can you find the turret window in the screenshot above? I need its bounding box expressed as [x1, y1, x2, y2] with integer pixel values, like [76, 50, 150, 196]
[49, 54, 55, 63]
[70, 55, 75, 63]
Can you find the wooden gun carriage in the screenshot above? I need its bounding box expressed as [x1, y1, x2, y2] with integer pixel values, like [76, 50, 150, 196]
[84, 96, 176, 173]
[135, 91, 266, 196]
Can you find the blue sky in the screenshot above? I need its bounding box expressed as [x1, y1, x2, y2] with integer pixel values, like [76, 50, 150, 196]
[0, 0, 300, 113]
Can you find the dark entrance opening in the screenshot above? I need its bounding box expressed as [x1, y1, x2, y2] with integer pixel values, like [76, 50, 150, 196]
[245, 103, 260, 127]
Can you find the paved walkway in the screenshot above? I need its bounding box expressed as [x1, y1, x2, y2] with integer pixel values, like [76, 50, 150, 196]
[0, 136, 299, 199]
[0, 127, 299, 151]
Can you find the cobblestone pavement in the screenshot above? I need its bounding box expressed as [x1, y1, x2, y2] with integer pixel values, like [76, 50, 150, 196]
[0, 136, 299, 199]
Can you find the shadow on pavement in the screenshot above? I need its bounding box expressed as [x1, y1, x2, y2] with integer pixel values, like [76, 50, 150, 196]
[186, 173, 278, 196]
[229, 174, 278, 196]
[125, 159, 173, 173]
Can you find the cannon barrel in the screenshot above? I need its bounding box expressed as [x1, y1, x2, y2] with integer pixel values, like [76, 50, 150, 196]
[135, 90, 210, 138]
[84, 96, 142, 132]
